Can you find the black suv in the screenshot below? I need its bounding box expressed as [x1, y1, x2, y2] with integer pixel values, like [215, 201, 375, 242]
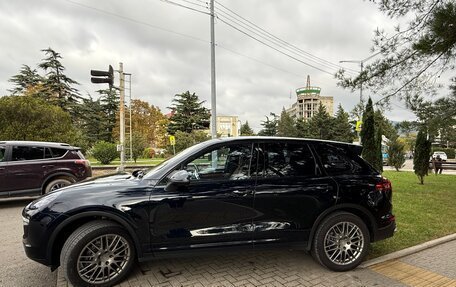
[0, 141, 91, 198]
[23, 137, 395, 287]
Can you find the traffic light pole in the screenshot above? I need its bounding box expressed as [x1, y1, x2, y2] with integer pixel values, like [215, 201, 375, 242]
[210, 0, 218, 168]
[119, 63, 126, 172]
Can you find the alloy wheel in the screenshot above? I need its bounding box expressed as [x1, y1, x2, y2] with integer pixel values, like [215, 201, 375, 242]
[77, 234, 131, 284]
[323, 221, 364, 265]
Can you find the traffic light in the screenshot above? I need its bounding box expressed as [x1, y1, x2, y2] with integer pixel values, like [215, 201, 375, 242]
[90, 65, 114, 89]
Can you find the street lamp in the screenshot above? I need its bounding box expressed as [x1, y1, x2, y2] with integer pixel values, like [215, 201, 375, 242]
[339, 51, 381, 103]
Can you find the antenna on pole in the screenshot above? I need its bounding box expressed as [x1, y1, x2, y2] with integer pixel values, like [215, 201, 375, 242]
[306, 75, 311, 89]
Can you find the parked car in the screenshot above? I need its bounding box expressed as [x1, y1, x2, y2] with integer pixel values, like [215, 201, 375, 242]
[0, 141, 91, 198]
[431, 151, 447, 161]
[23, 137, 395, 287]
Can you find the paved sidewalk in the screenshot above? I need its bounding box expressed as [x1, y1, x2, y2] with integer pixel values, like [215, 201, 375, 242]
[57, 239, 456, 287]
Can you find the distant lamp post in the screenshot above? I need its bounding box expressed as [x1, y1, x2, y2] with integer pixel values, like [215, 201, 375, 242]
[339, 51, 381, 104]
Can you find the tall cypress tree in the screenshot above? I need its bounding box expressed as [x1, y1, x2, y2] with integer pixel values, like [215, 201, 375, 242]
[360, 98, 378, 169]
[277, 108, 297, 137]
[414, 127, 432, 184]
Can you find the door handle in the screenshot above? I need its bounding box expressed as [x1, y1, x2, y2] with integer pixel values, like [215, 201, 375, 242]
[233, 190, 252, 195]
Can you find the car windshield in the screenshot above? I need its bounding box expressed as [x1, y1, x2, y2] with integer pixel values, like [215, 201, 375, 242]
[143, 141, 212, 179]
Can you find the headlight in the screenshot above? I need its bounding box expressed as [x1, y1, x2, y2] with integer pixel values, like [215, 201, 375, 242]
[28, 192, 60, 210]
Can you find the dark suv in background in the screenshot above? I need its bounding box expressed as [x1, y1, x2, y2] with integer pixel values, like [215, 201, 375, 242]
[23, 137, 395, 287]
[0, 141, 91, 198]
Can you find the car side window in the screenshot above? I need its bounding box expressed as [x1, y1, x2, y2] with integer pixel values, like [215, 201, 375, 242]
[183, 144, 254, 182]
[0, 146, 5, 162]
[314, 143, 369, 176]
[261, 142, 316, 178]
[51, 148, 68, 158]
[11, 146, 45, 161]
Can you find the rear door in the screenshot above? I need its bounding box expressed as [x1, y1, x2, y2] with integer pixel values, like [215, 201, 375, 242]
[253, 141, 338, 244]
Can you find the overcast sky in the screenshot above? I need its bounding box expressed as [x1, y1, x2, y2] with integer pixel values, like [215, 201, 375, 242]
[0, 0, 431, 131]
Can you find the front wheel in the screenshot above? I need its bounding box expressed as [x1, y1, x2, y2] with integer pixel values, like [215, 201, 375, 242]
[60, 221, 135, 287]
[311, 212, 370, 271]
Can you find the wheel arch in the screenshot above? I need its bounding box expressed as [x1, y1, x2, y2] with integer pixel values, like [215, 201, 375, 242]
[306, 204, 377, 251]
[47, 211, 142, 268]
[41, 172, 77, 194]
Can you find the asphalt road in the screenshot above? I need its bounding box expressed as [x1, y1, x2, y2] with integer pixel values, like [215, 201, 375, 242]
[0, 197, 57, 287]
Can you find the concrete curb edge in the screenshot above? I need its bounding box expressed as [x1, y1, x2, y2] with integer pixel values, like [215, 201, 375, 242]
[360, 233, 456, 268]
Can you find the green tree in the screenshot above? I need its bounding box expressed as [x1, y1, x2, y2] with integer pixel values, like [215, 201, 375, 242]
[360, 98, 379, 169]
[167, 91, 210, 134]
[0, 95, 82, 144]
[130, 132, 148, 163]
[277, 108, 297, 137]
[333, 104, 355, 143]
[307, 104, 334, 140]
[413, 127, 432, 184]
[387, 135, 406, 171]
[8, 65, 43, 95]
[170, 130, 210, 153]
[98, 88, 119, 143]
[375, 124, 384, 172]
[258, 113, 278, 136]
[91, 141, 119, 165]
[240, 121, 255, 136]
[337, 1, 456, 103]
[295, 118, 310, 138]
[38, 48, 81, 117]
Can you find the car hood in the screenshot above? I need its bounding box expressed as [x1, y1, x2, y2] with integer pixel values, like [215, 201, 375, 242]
[26, 173, 157, 214]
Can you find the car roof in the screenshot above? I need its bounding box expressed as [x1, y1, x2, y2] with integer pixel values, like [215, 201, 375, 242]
[0, 141, 78, 149]
[198, 136, 362, 154]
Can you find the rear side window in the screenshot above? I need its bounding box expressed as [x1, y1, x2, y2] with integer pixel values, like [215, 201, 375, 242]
[314, 143, 372, 176]
[51, 148, 68, 158]
[261, 142, 316, 177]
[11, 146, 45, 161]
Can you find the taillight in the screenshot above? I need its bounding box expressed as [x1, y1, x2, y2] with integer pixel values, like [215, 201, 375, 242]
[75, 159, 89, 167]
[376, 177, 392, 193]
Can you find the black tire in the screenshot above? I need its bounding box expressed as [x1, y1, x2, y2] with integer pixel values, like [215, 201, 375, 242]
[44, 177, 74, 194]
[311, 212, 370, 271]
[60, 220, 136, 287]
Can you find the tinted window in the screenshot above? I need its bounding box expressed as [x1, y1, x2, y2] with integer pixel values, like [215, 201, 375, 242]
[261, 142, 316, 177]
[12, 146, 44, 161]
[183, 144, 254, 181]
[45, 148, 53, 159]
[51, 148, 68, 158]
[0, 146, 5, 161]
[314, 143, 371, 175]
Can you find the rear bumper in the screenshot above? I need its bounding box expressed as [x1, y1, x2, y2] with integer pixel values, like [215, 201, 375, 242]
[373, 220, 396, 242]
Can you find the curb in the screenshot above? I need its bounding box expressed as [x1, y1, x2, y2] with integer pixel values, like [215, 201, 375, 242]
[360, 233, 456, 268]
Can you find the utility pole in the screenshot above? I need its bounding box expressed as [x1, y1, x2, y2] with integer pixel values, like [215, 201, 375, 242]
[210, 0, 218, 168]
[119, 62, 126, 171]
[210, 0, 216, 139]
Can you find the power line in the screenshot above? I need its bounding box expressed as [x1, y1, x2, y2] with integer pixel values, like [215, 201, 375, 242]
[217, 17, 336, 76]
[64, 0, 208, 43]
[64, 0, 309, 82]
[159, 0, 209, 14]
[214, 0, 359, 74]
[215, 10, 355, 76]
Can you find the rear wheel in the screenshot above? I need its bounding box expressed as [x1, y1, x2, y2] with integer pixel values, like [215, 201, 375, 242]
[60, 221, 135, 287]
[311, 212, 369, 271]
[44, 177, 73, 193]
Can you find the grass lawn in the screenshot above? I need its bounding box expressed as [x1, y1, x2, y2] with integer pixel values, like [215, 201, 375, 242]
[88, 158, 165, 166]
[369, 170, 456, 258]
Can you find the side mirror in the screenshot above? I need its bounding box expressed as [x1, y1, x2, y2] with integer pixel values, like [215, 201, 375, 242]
[132, 169, 145, 178]
[165, 170, 190, 192]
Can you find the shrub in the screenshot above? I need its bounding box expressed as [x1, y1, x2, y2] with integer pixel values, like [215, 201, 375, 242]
[142, 147, 155, 159]
[91, 141, 118, 164]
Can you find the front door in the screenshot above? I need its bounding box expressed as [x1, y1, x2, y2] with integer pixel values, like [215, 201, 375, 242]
[253, 141, 338, 244]
[149, 143, 260, 253]
[0, 145, 8, 196]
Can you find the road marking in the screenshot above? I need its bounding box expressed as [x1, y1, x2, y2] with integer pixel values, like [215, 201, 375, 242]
[370, 260, 456, 287]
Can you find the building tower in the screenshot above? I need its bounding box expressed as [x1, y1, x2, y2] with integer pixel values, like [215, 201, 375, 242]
[286, 75, 334, 120]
